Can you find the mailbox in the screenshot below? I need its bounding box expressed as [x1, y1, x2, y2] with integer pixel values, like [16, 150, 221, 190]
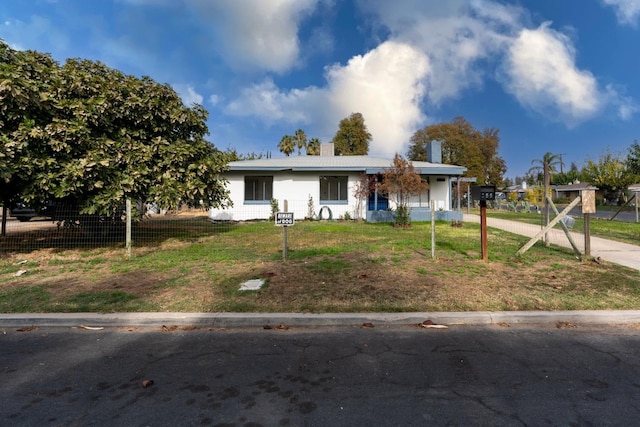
[471, 185, 496, 201]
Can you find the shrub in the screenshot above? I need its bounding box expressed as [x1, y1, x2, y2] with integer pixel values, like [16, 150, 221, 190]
[269, 199, 279, 221]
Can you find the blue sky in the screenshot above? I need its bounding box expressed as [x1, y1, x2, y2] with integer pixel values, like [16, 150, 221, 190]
[1, 0, 639, 178]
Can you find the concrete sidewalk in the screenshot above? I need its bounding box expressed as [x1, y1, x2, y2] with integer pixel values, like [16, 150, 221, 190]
[464, 213, 640, 271]
[2, 310, 640, 329]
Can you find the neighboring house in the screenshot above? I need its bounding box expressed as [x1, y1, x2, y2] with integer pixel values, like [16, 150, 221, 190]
[629, 183, 640, 207]
[504, 183, 528, 200]
[209, 143, 467, 222]
[552, 182, 599, 201]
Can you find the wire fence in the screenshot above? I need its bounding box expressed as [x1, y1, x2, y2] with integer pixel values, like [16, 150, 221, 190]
[0, 199, 425, 255]
[1, 199, 636, 257]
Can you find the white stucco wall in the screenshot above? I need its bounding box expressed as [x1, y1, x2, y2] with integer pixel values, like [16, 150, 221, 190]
[210, 172, 456, 221]
[209, 171, 364, 221]
[427, 177, 451, 210]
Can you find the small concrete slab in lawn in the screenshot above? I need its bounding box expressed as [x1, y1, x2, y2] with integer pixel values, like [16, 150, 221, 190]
[239, 279, 265, 291]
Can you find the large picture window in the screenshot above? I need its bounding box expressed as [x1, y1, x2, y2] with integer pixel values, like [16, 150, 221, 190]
[244, 176, 273, 202]
[320, 176, 348, 202]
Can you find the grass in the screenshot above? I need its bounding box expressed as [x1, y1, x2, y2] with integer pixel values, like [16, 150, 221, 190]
[0, 217, 638, 313]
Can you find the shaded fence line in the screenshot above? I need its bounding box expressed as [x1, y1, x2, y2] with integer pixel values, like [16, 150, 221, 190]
[0, 200, 382, 255]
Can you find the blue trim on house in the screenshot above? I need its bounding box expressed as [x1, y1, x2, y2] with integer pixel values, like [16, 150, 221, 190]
[319, 200, 348, 205]
[366, 208, 463, 223]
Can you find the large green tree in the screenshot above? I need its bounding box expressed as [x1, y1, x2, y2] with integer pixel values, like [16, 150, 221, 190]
[407, 116, 506, 186]
[551, 162, 581, 185]
[627, 139, 640, 179]
[0, 41, 230, 224]
[332, 112, 371, 155]
[582, 149, 636, 204]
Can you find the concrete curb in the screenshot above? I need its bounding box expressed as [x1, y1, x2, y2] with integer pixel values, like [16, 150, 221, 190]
[2, 310, 640, 328]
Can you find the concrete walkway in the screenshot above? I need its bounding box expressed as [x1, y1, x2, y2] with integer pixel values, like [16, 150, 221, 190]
[463, 214, 640, 272]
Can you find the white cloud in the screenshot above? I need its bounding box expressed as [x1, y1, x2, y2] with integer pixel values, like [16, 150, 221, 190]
[501, 23, 602, 126]
[225, 78, 322, 125]
[225, 41, 429, 157]
[359, 0, 522, 105]
[605, 85, 639, 120]
[224, 0, 637, 153]
[602, 0, 640, 26]
[172, 83, 204, 106]
[185, 0, 319, 73]
[0, 16, 69, 56]
[208, 94, 221, 106]
[323, 41, 430, 157]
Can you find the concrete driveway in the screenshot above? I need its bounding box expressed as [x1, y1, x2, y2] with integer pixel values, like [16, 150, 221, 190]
[463, 214, 640, 271]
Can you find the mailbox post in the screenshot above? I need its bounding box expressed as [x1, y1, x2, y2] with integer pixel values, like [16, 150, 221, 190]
[472, 185, 496, 260]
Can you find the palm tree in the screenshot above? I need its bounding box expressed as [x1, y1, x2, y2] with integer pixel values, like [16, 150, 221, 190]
[278, 135, 295, 157]
[306, 138, 321, 155]
[529, 152, 563, 246]
[528, 152, 564, 177]
[294, 129, 307, 156]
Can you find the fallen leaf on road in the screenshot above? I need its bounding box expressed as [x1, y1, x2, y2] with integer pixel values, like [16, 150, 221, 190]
[361, 322, 374, 328]
[556, 321, 577, 329]
[141, 379, 154, 388]
[79, 325, 104, 331]
[276, 323, 290, 330]
[263, 325, 273, 330]
[16, 325, 38, 332]
[420, 320, 448, 329]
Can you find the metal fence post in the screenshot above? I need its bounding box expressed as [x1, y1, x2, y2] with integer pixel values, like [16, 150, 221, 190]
[126, 199, 132, 258]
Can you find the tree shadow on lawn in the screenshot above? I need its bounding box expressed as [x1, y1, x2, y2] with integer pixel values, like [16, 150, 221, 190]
[0, 216, 238, 256]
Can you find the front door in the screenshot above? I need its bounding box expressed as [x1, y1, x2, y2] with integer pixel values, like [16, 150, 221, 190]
[368, 192, 388, 211]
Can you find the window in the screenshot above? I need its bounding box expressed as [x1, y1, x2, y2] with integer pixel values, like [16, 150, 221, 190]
[244, 176, 273, 202]
[320, 176, 348, 202]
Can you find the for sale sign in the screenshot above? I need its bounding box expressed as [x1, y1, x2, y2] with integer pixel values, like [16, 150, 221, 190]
[275, 212, 294, 226]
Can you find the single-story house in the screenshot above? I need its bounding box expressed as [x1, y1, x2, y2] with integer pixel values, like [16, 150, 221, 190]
[209, 142, 467, 222]
[552, 182, 599, 201]
[504, 183, 528, 200]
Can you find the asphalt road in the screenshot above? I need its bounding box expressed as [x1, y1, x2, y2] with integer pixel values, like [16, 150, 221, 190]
[3, 324, 640, 426]
[568, 207, 639, 222]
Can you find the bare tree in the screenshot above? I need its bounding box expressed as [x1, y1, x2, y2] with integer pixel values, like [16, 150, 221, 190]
[378, 154, 429, 227]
